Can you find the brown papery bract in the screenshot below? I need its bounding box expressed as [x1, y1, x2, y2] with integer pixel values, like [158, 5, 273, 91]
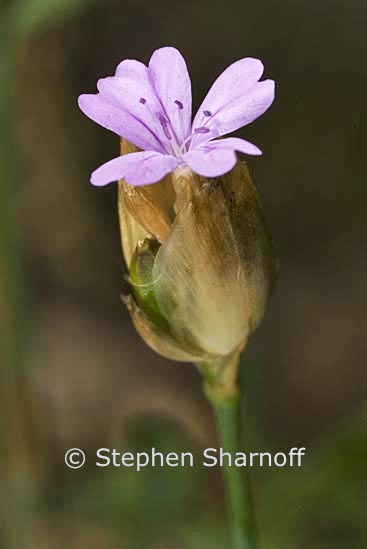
[118, 139, 278, 364]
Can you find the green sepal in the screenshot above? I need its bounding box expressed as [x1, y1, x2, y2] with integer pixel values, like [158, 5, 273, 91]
[129, 238, 171, 335]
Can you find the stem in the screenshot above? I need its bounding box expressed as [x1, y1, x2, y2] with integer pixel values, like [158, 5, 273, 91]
[201, 355, 257, 549]
[0, 21, 38, 548]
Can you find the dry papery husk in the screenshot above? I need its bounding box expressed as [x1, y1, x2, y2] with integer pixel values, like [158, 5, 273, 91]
[118, 140, 277, 362]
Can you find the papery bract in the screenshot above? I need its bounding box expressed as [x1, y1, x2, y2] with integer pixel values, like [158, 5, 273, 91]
[118, 140, 278, 364]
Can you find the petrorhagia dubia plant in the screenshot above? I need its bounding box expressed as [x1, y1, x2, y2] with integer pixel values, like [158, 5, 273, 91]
[79, 47, 277, 549]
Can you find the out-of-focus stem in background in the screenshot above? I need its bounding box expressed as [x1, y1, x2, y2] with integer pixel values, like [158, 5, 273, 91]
[0, 15, 32, 545]
[0, 3, 97, 546]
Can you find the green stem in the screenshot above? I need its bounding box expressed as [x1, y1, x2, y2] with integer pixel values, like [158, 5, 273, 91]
[201, 356, 257, 549]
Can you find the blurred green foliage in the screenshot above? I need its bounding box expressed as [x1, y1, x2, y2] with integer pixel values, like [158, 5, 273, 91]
[3, 0, 96, 38]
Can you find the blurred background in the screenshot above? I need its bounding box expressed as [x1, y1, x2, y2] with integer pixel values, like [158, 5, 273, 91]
[0, 0, 366, 547]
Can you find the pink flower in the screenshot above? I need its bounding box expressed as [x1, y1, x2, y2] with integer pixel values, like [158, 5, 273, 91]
[78, 47, 275, 187]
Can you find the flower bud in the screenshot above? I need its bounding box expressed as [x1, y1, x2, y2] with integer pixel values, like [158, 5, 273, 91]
[119, 140, 278, 365]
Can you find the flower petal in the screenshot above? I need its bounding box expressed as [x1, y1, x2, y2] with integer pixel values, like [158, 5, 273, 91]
[192, 57, 274, 144]
[78, 93, 163, 152]
[149, 47, 192, 145]
[195, 58, 264, 117]
[98, 60, 173, 154]
[115, 58, 147, 78]
[207, 137, 262, 156]
[91, 151, 179, 187]
[181, 147, 237, 178]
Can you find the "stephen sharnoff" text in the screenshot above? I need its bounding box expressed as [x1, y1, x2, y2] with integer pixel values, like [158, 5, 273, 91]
[95, 447, 306, 470]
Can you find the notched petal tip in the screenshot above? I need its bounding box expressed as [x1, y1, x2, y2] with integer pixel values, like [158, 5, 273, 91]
[244, 56, 265, 72]
[192, 61, 275, 140]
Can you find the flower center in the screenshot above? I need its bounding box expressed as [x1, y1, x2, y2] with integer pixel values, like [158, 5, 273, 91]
[138, 97, 188, 156]
[139, 97, 180, 154]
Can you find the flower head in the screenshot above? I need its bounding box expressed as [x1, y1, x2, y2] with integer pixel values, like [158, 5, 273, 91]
[78, 47, 275, 186]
